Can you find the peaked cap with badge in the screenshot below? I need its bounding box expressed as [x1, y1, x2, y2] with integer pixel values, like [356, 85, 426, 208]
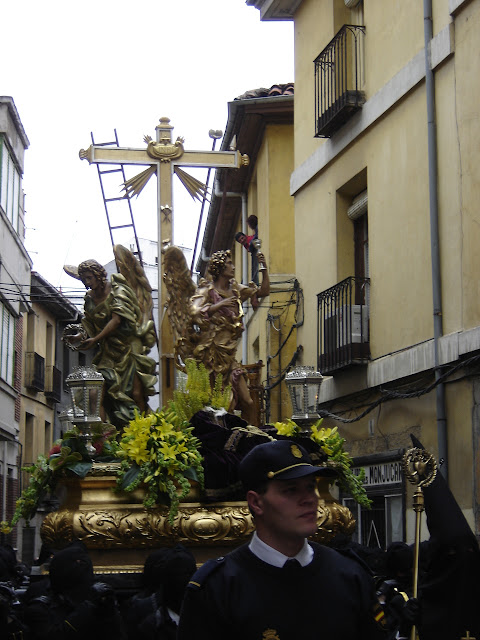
[239, 439, 336, 492]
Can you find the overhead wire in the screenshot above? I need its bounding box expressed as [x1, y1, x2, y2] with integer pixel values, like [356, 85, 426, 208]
[318, 352, 480, 423]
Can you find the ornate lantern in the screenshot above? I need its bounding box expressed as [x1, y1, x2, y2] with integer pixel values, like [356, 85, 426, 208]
[285, 366, 323, 430]
[65, 366, 104, 455]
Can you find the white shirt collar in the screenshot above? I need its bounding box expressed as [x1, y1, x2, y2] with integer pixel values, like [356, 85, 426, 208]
[168, 608, 179, 624]
[248, 531, 314, 567]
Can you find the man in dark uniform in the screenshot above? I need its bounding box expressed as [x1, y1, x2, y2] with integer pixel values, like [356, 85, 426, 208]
[178, 439, 386, 640]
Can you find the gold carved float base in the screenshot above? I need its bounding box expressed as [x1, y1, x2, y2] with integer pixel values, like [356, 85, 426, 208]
[40, 463, 355, 572]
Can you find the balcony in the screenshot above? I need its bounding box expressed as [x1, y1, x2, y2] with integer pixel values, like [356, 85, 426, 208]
[314, 24, 366, 138]
[25, 352, 45, 391]
[45, 365, 62, 403]
[317, 277, 370, 374]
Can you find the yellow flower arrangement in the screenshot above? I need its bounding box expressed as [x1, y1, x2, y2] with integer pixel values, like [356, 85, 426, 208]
[117, 407, 204, 522]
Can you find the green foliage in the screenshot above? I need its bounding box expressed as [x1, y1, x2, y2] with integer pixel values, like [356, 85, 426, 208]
[3, 424, 119, 531]
[210, 370, 232, 412]
[170, 359, 231, 421]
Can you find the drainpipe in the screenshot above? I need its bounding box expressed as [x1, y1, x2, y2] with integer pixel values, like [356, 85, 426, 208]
[424, 0, 447, 481]
[213, 181, 249, 364]
[2, 441, 7, 525]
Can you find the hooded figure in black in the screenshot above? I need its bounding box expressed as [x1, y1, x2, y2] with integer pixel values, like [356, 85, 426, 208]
[123, 544, 197, 640]
[124, 544, 197, 640]
[410, 435, 480, 640]
[24, 541, 126, 640]
[0, 544, 29, 640]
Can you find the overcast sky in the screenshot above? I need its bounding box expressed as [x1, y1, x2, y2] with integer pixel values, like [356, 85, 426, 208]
[3, 0, 293, 293]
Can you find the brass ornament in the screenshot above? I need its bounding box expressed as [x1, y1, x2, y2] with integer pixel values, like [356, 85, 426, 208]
[79, 147, 92, 162]
[122, 165, 157, 199]
[62, 324, 88, 351]
[40, 510, 74, 548]
[311, 477, 356, 543]
[174, 167, 209, 202]
[144, 133, 185, 162]
[262, 630, 280, 640]
[402, 447, 437, 488]
[161, 204, 172, 223]
[290, 444, 302, 458]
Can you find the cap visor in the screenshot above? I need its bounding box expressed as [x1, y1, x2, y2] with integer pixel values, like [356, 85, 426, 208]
[275, 465, 337, 481]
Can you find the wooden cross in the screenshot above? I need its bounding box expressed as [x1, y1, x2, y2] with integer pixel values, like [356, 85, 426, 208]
[79, 117, 248, 403]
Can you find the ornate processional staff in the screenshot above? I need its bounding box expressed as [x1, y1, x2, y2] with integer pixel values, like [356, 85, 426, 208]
[402, 446, 438, 640]
[79, 117, 249, 403]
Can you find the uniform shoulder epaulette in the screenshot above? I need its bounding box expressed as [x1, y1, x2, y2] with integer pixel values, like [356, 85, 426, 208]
[186, 556, 225, 591]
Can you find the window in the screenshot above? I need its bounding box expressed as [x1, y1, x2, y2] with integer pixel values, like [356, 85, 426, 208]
[0, 137, 21, 233]
[0, 300, 16, 385]
[344, 492, 403, 549]
[24, 413, 34, 466]
[44, 420, 52, 454]
[350, 189, 369, 305]
[344, 457, 405, 548]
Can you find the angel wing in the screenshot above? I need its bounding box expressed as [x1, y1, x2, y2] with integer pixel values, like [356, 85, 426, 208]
[162, 245, 198, 370]
[63, 264, 81, 280]
[113, 244, 157, 348]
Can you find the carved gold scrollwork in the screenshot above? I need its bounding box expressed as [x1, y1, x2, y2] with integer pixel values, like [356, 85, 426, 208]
[41, 473, 354, 553]
[311, 479, 356, 543]
[175, 505, 254, 543]
[41, 510, 75, 547]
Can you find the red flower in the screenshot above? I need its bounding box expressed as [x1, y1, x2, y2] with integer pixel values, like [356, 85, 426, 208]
[48, 445, 62, 457]
[93, 440, 104, 455]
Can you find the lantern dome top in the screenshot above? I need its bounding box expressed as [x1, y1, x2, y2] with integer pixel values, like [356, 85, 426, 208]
[285, 366, 323, 381]
[65, 366, 104, 383]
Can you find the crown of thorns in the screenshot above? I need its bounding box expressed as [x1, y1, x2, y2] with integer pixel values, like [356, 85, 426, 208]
[208, 250, 231, 278]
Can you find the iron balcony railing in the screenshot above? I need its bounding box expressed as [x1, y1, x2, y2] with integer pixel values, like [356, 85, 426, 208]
[25, 352, 45, 391]
[45, 365, 62, 402]
[317, 276, 370, 374]
[314, 24, 366, 138]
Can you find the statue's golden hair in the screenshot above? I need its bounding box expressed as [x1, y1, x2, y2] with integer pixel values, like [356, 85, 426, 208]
[208, 250, 231, 279]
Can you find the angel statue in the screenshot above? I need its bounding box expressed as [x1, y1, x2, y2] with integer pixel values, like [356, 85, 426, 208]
[63, 245, 158, 428]
[163, 246, 270, 424]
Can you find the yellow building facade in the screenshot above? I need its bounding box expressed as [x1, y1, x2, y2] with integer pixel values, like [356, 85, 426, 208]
[248, 0, 480, 547]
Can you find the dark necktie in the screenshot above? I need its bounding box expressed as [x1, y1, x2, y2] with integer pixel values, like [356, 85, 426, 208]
[283, 558, 301, 569]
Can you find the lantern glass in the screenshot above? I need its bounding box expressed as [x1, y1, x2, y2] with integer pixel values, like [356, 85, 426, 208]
[65, 366, 104, 423]
[285, 366, 323, 423]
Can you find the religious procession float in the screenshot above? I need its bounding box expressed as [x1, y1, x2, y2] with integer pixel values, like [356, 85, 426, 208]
[2, 210, 370, 576]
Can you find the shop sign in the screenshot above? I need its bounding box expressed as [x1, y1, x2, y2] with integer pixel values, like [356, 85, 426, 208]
[354, 460, 403, 487]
